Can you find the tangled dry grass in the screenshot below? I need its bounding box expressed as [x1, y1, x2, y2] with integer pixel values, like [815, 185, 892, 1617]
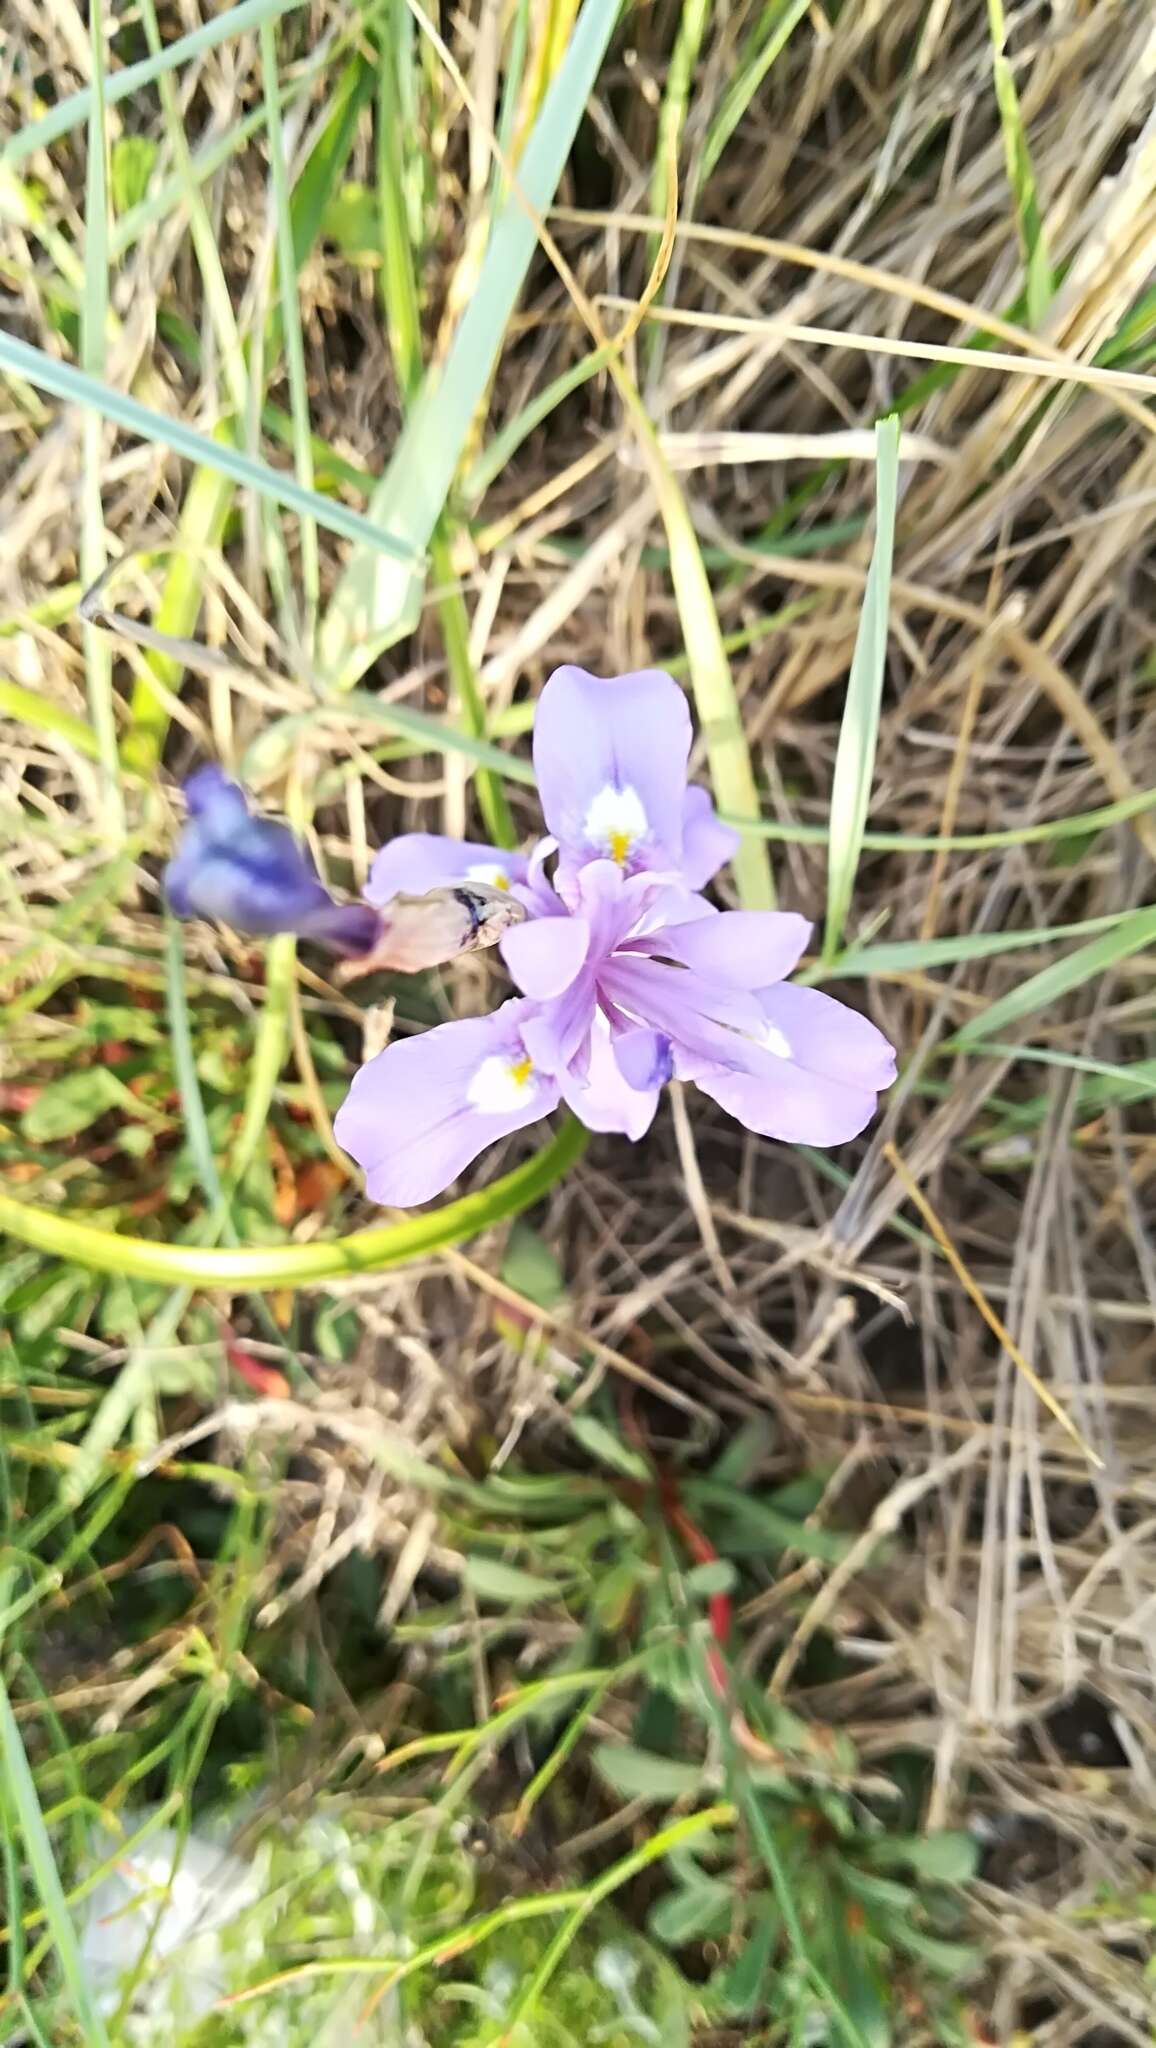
[3, 0, 1156, 2038]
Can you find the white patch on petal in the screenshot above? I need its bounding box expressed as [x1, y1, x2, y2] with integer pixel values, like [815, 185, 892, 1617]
[467, 1051, 539, 1114]
[583, 783, 649, 865]
[466, 861, 510, 890]
[762, 1021, 792, 1060]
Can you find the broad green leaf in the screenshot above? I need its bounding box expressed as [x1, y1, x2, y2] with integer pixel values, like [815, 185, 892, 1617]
[110, 136, 158, 215]
[500, 1219, 567, 1307]
[567, 1414, 651, 1480]
[21, 1068, 126, 1143]
[648, 1877, 733, 1945]
[463, 1556, 565, 1605]
[593, 1743, 706, 1804]
[866, 1830, 979, 1885]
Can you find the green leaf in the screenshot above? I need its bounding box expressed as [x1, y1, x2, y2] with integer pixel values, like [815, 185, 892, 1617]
[823, 416, 901, 958]
[866, 1830, 979, 1885]
[501, 1220, 567, 1308]
[21, 1068, 125, 1143]
[321, 179, 381, 260]
[685, 1560, 737, 1597]
[109, 136, 158, 215]
[717, 1901, 778, 2012]
[648, 1877, 733, 1945]
[462, 1556, 565, 1605]
[567, 1414, 650, 1480]
[593, 1743, 706, 1804]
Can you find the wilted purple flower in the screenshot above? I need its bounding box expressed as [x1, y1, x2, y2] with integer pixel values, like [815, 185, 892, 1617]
[164, 765, 380, 956]
[334, 667, 896, 1206]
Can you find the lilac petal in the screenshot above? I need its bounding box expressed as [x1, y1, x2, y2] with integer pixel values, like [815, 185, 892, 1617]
[691, 1060, 883, 1146]
[613, 1027, 673, 1092]
[635, 910, 812, 988]
[334, 999, 560, 1206]
[680, 785, 740, 889]
[756, 983, 897, 1090]
[600, 954, 766, 1063]
[533, 666, 691, 873]
[365, 834, 528, 905]
[557, 1018, 661, 1139]
[501, 915, 590, 999]
[520, 975, 599, 1078]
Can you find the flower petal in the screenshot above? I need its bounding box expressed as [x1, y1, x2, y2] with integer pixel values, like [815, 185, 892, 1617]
[501, 915, 590, 999]
[691, 1061, 883, 1146]
[533, 666, 691, 873]
[633, 910, 811, 988]
[600, 954, 765, 1063]
[755, 983, 897, 1090]
[556, 1015, 661, 1139]
[334, 999, 559, 1206]
[680, 785, 740, 889]
[613, 1027, 674, 1093]
[365, 834, 528, 904]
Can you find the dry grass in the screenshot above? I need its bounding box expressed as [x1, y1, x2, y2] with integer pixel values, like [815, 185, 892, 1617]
[3, 0, 1156, 2039]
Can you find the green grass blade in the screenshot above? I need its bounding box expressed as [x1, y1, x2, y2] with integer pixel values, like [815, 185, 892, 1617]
[0, 1658, 111, 2046]
[808, 909, 1136, 980]
[0, 1117, 587, 1291]
[0, 331, 417, 563]
[952, 902, 1156, 1048]
[317, 0, 623, 682]
[260, 16, 320, 630]
[1, 0, 306, 168]
[80, 0, 122, 845]
[121, 456, 235, 775]
[987, 0, 1052, 327]
[729, 784, 1156, 851]
[240, 690, 537, 785]
[0, 683, 99, 759]
[701, 0, 812, 181]
[822, 415, 900, 958]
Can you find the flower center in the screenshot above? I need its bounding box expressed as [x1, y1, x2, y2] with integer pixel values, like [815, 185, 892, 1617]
[762, 1021, 792, 1060]
[466, 862, 510, 890]
[583, 784, 648, 867]
[467, 1050, 537, 1113]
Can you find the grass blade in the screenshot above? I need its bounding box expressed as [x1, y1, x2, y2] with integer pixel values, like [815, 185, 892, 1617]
[0, 331, 417, 564]
[952, 902, 1156, 1048]
[317, 0, 623, 682]
[1, 0, 306, 168]
[0, 1657, 111, 2046]
[80, 0, 123, 844]
[987, 0, 1052, 327]
[809, 909, 1136, 980]
[822, 415, 901, 959]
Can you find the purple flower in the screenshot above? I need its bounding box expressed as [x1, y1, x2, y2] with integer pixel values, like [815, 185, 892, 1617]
[334, 667, 896, 1205]
[164, 766, 380, 956]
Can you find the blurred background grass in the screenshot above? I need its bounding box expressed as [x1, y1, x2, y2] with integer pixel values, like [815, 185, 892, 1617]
[2, 0, 1156, 2040]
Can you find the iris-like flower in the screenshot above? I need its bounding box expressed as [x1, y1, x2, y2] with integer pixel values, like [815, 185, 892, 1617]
[164, 765, 380, 956]
[334, 667, 896, 1205]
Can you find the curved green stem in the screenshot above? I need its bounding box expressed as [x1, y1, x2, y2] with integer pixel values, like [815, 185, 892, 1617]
[0, 1119, 586, 1291]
